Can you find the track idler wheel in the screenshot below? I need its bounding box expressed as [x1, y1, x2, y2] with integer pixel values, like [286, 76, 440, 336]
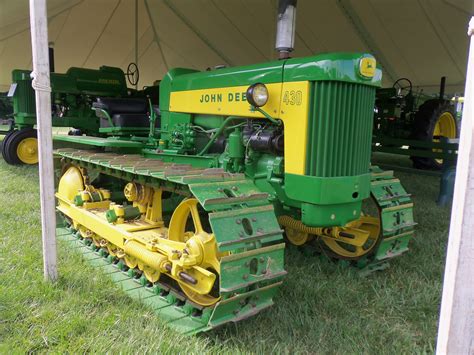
[168, 198, 221, 307]
[320, 197, 381, 260]
[57, 166, 86, 207]
[321, 216, 381, 260]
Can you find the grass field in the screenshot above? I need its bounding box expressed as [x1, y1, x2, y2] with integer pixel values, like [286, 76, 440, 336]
[0, 153, 451, 353]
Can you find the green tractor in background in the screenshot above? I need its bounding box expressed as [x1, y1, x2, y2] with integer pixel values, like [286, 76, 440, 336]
[0, 92, 13, 152]
[1, 62, 151, 165]
[0, 92, 13, 125]
[373, 77, 458, 169]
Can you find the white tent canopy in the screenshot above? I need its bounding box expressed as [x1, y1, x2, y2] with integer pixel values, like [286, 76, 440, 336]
[0, 0, 471, 93]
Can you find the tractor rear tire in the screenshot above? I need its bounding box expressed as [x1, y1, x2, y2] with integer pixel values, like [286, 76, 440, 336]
[2, 128, 38, 165]
[410, 100, 457, 170]
[1, 129, 18, 164]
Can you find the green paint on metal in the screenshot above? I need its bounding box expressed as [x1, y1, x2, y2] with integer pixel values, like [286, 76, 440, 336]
[368, 167, 415, 262]
[53, 135, 144, 148]
[283, 53, 382, 86]
[306, 81, 376, 177]
[285, 173, 371, 227]
[285, 173, 371, 205]
[209, 206, 283, 252]
[11, 66, 128, 132]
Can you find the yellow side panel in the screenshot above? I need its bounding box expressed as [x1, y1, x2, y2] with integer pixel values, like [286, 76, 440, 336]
[169, 81, 310, 175]
[170, 83, 282, 118]
[279, 81, 310, 175]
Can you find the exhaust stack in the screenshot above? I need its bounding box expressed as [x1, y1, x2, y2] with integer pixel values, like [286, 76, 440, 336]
[48, 42, 55, 73]
[439, 76, 446, 100]
[275, 0, 297, 60]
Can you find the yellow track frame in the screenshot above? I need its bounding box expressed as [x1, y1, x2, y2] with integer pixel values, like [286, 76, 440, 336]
[56, 166, 221, 306]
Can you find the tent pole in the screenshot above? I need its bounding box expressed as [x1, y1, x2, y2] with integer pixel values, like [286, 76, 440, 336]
[436, 16, 474, 354]
[135, 0, 138, 89]
[29, 0, 57, 281]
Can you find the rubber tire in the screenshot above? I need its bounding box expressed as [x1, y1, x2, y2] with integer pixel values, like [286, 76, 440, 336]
[410, 99, 457, 170]
[1, 129, 18, 164]
[2, 128, 38, 165]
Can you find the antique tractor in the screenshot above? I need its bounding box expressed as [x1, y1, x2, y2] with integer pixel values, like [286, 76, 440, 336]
[373, 77, 458, 169]
[2, 63, 145, 165]
[55, 52, 415, 333]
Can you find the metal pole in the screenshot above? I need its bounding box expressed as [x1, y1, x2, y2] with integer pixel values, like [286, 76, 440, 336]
[436, 17, 474, 354]
[29, 0, 57, 281]
[134, 0, 138, 90]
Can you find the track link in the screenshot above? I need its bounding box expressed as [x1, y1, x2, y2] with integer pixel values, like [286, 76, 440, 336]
[356, 166, 416, 271]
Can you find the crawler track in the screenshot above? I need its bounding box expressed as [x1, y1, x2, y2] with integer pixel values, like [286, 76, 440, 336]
[55, 148, 286, 334]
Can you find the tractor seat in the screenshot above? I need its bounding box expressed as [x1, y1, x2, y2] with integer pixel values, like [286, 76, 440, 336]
[103, 113, 150, 128]
[93, 97, 149, 129]
[93, 97, 147, 115]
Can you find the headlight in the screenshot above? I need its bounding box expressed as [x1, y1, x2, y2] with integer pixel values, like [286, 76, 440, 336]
[246, 83, 269, 107]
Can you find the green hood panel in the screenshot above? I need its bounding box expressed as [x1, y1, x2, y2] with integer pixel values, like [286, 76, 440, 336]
[283, 53, 382, 87]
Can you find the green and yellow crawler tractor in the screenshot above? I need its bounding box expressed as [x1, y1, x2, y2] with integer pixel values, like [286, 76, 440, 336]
[55, 52, 415, 334]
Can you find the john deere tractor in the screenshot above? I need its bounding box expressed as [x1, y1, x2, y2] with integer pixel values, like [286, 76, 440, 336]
[55, 52, 415, 333]
[2, 63, 147, 165]
[373, 77, 458, 169]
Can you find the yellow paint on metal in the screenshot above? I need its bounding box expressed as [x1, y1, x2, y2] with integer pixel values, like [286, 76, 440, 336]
[279, 81, 310, 174]
[279, 210, 380, 257]
[433, 111, 457, 164]
[168, 198, 220, 306]
[169, 81, 310, 174]
[57, 166, 85, 207]
[169, 83, 282, 118]
[285, 228, 310, 246]
[16, 137, 38, 164]
[359, 57, 376, 78]
[321, 215, 381, 258]
[56, 172, 220, 306]
[278, 215, 319, 246]
[83, 200, 111, 210]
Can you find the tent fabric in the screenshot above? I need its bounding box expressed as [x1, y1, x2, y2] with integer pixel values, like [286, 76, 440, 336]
[0, 0, 471, 93]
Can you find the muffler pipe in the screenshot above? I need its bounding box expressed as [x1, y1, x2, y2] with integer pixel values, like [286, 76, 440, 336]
[48, 42, 55, 73]
[275, 0, 297, 60]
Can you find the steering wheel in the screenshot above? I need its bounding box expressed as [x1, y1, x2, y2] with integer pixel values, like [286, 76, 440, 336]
[126, 62, 140, 86]
[392, 78, 413, 97]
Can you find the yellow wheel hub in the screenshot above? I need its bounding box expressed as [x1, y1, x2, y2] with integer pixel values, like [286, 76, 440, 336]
[433, 112, 457, 164]
[168, 198, 221, 306]
[16, 137, 38, 164]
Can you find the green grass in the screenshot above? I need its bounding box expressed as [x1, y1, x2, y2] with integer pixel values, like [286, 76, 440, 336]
[0, 153, 451, 353]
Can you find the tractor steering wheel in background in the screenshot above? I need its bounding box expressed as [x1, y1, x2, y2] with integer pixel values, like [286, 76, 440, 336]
[392, 78, 413, 98]
[126, 62, 140, 86]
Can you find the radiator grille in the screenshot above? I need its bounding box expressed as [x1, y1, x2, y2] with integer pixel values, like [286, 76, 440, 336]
[14, 79, 36, 116]
[306, 81, 376, 177]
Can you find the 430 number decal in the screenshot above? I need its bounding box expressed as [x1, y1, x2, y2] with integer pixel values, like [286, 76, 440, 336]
[283, 90, 303, 105]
